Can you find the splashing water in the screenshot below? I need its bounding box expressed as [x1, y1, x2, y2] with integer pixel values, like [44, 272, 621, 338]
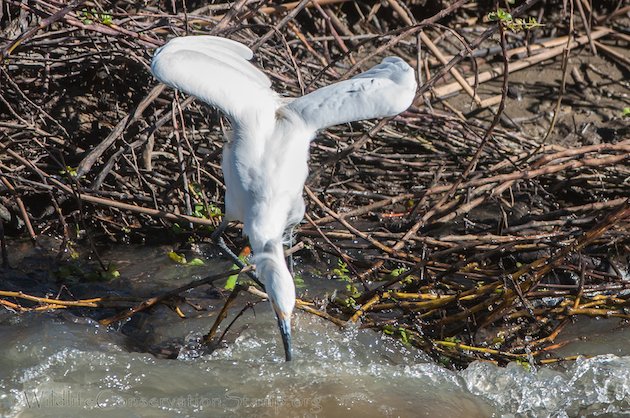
[2, 242, 630, 417]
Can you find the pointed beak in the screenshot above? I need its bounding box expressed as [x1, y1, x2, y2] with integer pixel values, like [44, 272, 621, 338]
[277, 317, 292, 361]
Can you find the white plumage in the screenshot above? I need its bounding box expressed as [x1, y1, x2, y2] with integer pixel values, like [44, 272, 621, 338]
[151, 35, 417, 361]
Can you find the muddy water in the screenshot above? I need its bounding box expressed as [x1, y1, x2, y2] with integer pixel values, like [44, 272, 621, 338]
[1, 241, 630, 417]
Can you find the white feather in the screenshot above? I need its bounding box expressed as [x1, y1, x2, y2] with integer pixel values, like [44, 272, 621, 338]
[286, 56, 417, 130]
[151, 36, 277, 135]
[150, 35, 417, 360]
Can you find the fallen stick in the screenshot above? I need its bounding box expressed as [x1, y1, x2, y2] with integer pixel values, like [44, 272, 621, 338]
[100, 266, 254, 326]
[433, 27, 612, 100]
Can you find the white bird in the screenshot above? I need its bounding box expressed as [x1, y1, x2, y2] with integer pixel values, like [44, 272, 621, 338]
[151, 35, 417, 361]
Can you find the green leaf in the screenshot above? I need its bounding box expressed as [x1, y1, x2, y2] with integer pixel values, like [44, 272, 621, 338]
[224, 271, 238, 290]
[208, 204, 222, 217]
[344, 297, 357, 308]
[193, 203, 206, 218]
[59, 166, 78, 177]
[106, 264, 120, 279]
[100, 13, 113, 25]
[293, 273, 305, 288]
[168, 251, 187, 264]
[488, 8, 542, 32]
[224, 253, 249, 289]
[499, 10, 512, 20]
[390, 267, 408, 277]
[171, 223, 186, 234]
[332, 259, 351, 282]
[188, 258, 205, 266]
[516, 358, 532, 371]
[399, 328, 410, 345]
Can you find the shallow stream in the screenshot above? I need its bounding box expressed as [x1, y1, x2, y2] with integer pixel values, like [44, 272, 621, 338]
[1, 240, 630, 417]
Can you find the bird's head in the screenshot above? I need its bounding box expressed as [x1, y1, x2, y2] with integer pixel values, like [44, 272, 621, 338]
[256, 243, 296, 361]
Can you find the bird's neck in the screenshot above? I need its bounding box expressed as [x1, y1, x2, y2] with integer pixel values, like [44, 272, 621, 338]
[254, 239, 296, 315]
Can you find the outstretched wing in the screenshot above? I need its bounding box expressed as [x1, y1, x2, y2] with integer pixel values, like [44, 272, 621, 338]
[151, 36, 278, 132]
[285, 57, 417, 131]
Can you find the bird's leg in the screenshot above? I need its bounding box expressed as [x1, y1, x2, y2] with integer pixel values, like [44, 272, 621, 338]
[211, 220, 241, 266]
[211, 220, 265, 289]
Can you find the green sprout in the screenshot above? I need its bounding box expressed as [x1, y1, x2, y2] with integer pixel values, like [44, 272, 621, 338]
[293, 273, 305, 289]
[60, 166, 78, 177]
[516, 358, 532, 371]
[99, 264, 121, 280]
[488, 9, 543, 32]
[332, 259, 359, 296]
[332, 259, 350, 281]
[382, 325, 411, 346]
[399, 327, 410, 345]
[193, 202, 222, 219]
[188, 184, 223, 220]
[343, 296, 358, 309]
[79, 9, 114, 26]
[390, 267, 408, 278]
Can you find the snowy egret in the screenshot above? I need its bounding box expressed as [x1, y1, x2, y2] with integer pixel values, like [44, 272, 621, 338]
[151, 36, 417, 361]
